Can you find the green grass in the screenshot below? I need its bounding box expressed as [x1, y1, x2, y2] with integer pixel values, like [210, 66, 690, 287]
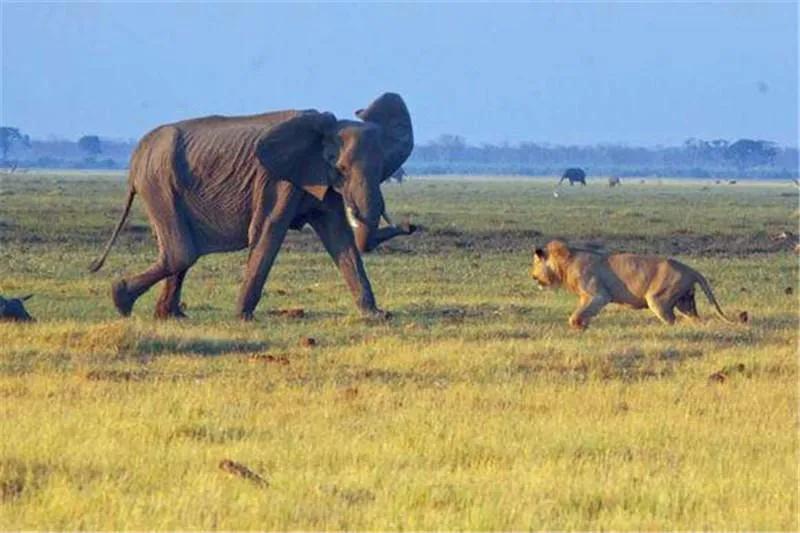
[0, 173, 797, 530]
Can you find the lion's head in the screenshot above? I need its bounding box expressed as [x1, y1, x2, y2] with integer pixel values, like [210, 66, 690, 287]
[530, 240, 571, 289]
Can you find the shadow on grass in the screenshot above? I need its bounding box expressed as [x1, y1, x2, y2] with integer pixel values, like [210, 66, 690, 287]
[137, 337, 267, 357]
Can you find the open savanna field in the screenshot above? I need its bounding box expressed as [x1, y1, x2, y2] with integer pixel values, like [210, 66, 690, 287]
[0, 172, 797, 530]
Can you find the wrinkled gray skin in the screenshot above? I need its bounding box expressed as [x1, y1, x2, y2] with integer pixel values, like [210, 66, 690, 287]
[559, 168, 586, 186]
[0, 294, 34, 322]
[90, 93, 415, 321]
[608, 176, 621, 187]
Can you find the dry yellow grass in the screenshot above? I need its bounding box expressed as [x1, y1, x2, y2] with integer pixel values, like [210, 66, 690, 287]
[0, 174, 797, 529]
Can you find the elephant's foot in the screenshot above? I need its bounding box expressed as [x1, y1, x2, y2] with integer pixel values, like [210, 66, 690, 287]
[154, 304, 188, 320]
[361, 307, 392, 321]
[111, 280, 135, 317]
[398, 222, 418, 235]
[239, 310, 255, 322]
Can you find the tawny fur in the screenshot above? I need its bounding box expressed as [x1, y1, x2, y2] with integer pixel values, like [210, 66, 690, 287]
[530, 240, 732, 329]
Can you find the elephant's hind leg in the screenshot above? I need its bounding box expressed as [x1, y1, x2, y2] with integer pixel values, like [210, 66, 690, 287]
[155, 269, 189, 319]
[114, 194, 198, 317]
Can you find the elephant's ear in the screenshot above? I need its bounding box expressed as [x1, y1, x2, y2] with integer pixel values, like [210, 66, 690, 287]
[355, 93, 413, 182]
[257, 111, 339, 201]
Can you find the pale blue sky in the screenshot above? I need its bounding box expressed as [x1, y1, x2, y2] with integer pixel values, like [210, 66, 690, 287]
[2, 2, 798, 146]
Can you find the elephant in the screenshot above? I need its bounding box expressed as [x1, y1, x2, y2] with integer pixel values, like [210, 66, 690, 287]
[89, 93, 416, 321]
[608, 176, 621, 187]
[559, 167, 586, 186]
[389, 166, 407, 183]
[0, 294, 34, 322]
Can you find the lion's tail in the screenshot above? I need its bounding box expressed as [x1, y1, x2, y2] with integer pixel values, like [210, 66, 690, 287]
[695, 271, 734, 323]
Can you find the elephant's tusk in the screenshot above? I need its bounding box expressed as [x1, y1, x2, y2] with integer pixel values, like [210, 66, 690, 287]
[345, 205, 361, 229]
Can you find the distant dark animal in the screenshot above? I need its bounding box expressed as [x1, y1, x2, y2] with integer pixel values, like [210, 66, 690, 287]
[559, 168, 586, 186]
[608, 176, 621, 187]
[389, 167, 407, 183]
[90, 93, 415, 321]
[0, 294, 34, 321]
[728, 180, 737, 185]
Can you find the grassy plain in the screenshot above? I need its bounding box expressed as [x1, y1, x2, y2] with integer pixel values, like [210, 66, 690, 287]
[0, 172, 797, 530]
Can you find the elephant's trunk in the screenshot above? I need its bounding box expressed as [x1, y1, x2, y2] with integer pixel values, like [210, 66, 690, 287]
[350, 208, 382, 254]
[346, 176, 385, 253]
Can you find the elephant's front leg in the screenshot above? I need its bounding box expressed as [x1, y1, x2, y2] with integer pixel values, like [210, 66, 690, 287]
[237, 182, 303, 320]
[309, 205, 387, 319]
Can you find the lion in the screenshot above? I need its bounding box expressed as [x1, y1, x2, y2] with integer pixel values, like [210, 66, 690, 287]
[530, 240, 733, 329]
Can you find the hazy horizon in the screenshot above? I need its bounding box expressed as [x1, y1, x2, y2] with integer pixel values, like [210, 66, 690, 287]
[2, 3, 798, 147]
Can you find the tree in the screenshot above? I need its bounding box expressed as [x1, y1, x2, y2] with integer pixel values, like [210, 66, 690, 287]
[78, 135, 102, 158]
[0, 127, 29, 160]
[724, 139, 778, 170]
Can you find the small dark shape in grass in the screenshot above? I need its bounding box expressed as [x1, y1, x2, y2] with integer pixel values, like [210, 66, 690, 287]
[708, 371, 727, 384]
[785, 287, 793, 295]
[219, 459, 268, 488]
[269, 308, 305, 319]
[341, 386, 359, 400]
[738, 311, 749, 323]
[300, 337, 317, 348]
[739, 287, 749, 292]
[274, 289, 288, 296]
[248, 354, 290, 365]
[0, 479, 24, 502]
[0, 294, 35, 322]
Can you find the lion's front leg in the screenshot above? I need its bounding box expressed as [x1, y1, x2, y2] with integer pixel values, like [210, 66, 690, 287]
[569, 292, 610, 330]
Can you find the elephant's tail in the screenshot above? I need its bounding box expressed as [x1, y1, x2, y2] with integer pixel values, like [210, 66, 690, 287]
[89, 185, 136, 273]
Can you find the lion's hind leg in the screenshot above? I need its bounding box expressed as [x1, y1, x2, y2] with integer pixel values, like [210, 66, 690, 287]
[645, 293, 676, 325]
[675, 289, 700, 322]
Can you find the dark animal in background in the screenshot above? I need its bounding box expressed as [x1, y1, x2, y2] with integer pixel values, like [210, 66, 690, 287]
[0, 294, 34, 322]
[608, 176, 621, 187]
[389, 167, 407, 183]
[90, 93, 415, 321]
[559, 168, 586, 186]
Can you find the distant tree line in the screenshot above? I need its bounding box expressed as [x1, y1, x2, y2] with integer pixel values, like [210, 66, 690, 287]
[0, 128, 133, 170]
[405, 135, 798, 178]
[0, 126, 797, 178]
